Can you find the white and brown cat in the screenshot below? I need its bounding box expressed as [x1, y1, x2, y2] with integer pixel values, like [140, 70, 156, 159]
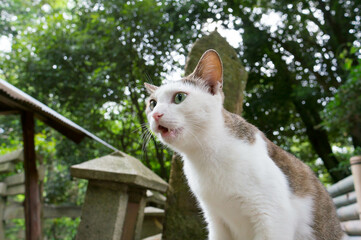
[144, 49, 344, 240]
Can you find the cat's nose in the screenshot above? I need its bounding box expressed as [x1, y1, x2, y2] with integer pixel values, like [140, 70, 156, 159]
[152, 112, 164, 121]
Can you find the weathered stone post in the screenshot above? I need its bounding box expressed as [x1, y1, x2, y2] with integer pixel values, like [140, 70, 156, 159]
[71, 151, 168, 240]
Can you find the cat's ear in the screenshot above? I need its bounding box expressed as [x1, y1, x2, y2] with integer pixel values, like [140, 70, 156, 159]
[144, 83, 158, 94]
[192, 49, 223, 95]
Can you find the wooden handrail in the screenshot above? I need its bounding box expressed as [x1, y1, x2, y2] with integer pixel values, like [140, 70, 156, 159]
[351, 156, 361, 221]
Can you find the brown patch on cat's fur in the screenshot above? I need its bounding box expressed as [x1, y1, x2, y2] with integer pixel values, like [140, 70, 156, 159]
[223, 110, 343, 239]
[223, 109, 257, 143]
[263, 135, 344, 239]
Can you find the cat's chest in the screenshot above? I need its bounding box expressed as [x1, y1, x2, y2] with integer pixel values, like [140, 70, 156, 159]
[183, 142, 260, 196]
[182, 134, 288, 201]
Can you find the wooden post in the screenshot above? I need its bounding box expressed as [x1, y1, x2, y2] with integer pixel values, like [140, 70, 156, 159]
[122, 188, 147, 240]
[350, 156, 361, 221]
[21, 111, 41, 240]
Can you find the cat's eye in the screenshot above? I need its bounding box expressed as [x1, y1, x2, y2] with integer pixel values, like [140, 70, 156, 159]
[149, 99, 157, 111]
[174, 92, 187, 104]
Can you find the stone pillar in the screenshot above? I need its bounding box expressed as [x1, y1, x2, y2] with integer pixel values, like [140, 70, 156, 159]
[71, 151, 168, 240]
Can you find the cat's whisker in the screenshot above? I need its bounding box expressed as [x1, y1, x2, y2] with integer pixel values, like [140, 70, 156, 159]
[159, 142, 169, 150]
[142, 131, 157, 162]
[142, 131, 153, 152]
[176, 121, 207, 133]
[140, 129, 150, 140]
[131, 125, 146, 134]
[131, 123, 150, 138]
[143, 128, 153, 141]
[139, 126, 154, 149]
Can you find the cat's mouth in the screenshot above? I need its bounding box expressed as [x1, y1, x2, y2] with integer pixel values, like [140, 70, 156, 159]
[157, 124, 182, 140]
[158, 125, 169, 135]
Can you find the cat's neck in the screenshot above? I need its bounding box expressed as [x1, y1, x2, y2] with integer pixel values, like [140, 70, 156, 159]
[178, 111, 235, 164]
[178, 109, 261, 169]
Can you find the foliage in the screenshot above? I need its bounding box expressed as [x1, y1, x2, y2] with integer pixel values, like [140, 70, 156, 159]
[5, 219, 25, 240]
[0, 115, 22, 155]
[323, 47, 361, 147]
[43, 217, 80, 240]
[221, 0, 361, 181]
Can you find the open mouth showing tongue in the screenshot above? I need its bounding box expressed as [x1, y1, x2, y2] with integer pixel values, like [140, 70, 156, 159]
[156, 124, 182, 139]
[158, 125, 169, 134]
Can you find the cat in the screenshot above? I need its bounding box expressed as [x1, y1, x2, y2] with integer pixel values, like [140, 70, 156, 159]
[144, 49, 345, 240]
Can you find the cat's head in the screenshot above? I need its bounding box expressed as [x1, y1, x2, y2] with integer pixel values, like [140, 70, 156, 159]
[144, 49, 224, 152]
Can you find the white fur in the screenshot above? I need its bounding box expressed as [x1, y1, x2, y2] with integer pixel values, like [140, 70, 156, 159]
[146, 81, 315, 240]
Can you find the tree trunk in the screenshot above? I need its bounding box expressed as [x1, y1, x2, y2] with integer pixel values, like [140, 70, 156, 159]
[162, 31, 248, 240]
[293, 101, 349, 182]
[350, 114, 361, 149]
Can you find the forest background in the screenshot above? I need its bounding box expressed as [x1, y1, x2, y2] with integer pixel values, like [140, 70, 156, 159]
[0, 0, 360, 239]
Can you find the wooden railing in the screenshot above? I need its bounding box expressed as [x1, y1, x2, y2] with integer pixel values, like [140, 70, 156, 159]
[0, 149, 81, 240]
[0, 149, 83, 239]
[0, 149, 25, 240]
[328, 156, 361, 239]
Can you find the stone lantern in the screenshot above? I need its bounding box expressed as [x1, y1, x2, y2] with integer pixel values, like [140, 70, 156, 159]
[71, 151, 168, 240]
